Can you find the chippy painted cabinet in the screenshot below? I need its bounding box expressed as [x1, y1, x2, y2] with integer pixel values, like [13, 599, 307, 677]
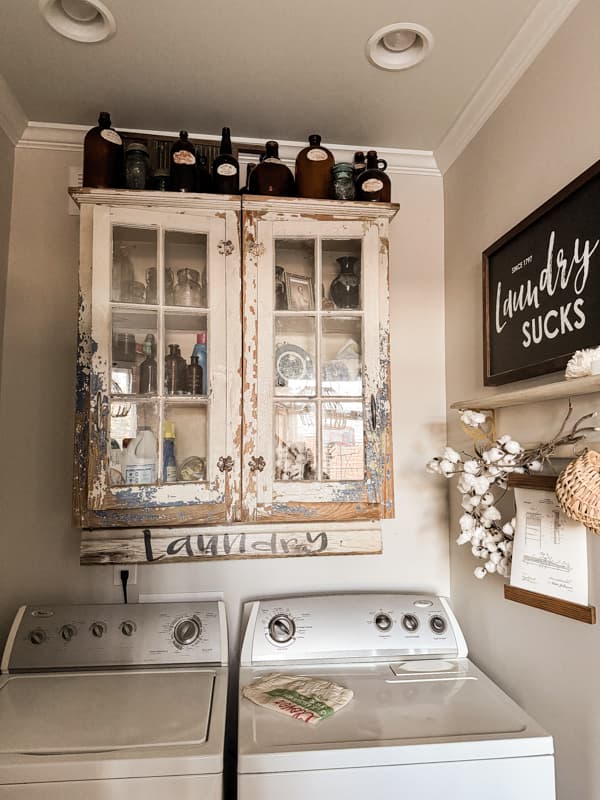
[71, 189, 398, 563]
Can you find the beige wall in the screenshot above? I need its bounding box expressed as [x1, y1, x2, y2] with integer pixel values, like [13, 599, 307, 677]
[0, 129, 14, 378]
[444, 0, 600, 797]
[0, 146, 449, 658]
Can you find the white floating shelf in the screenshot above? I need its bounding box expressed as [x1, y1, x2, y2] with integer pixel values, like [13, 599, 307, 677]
[450, 374, 600, 411]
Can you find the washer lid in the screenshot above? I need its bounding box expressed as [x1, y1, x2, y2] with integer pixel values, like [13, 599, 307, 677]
[238, 661, 553, 773]
[0, 669, 214, 754]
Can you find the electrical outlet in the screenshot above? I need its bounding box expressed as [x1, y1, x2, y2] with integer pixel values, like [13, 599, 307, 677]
[113, 565, 138, 586]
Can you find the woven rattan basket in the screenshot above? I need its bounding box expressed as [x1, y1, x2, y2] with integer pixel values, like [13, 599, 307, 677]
[556, 449, 600, 534]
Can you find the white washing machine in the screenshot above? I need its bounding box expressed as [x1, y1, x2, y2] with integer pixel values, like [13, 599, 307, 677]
[0, 601, 228, 799]
[238, 593, 556, 800]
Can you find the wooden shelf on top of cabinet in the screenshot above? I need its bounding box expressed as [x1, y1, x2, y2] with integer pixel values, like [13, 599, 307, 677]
[450, 374, 600, 412]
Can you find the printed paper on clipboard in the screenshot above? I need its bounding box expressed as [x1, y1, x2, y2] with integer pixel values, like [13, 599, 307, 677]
[510, 488, 589, 605]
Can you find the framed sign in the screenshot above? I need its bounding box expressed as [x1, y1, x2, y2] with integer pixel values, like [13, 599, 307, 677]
[483, 159, 600, 385]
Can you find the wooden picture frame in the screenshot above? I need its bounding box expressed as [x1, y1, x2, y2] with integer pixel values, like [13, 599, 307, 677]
[285, 273, 314, 311]
[505, 473, 596, 624]
[483, 158, 600, 385]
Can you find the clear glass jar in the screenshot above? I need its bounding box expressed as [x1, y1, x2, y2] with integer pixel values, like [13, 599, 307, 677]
[174, 268, 202, 306]
[125, 142, 149, 190]
[332, 163, 355, 201]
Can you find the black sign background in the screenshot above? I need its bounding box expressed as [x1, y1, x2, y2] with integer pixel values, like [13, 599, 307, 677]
[483, 159, 600, 385]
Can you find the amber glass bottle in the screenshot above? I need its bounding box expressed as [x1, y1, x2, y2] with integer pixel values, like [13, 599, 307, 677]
[83, 112, 123, 188]
[212, 127, 239, 194]
[355, 150, 391, 202]
[295, 134, 334, 199]
[249, 141, 295, 197]
[170, 131, 196, 192]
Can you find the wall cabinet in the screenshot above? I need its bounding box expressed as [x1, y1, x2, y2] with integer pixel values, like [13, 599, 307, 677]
[72, 189, 398, 563]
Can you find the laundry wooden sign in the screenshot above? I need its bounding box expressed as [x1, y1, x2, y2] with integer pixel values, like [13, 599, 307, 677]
[80, 522, 382, 564]
[483, 159, 600, 385]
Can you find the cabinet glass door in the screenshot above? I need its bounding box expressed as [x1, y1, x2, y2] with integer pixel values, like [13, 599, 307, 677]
[248, 218, 383, 521]
[88, 206, 236, 526]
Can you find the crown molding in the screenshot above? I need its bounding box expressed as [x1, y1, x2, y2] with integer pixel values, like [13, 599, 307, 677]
[18, 121, 440, 177]
[434, 0, 581, 174]
[0, 75, 27, 146]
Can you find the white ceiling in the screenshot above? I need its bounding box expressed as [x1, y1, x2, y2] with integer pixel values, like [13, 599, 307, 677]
[0, 0, 568, 152]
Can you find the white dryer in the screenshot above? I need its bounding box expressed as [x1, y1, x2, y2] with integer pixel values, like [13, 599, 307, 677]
[0, 601, 228, 799]
[238, 593, 555, 800]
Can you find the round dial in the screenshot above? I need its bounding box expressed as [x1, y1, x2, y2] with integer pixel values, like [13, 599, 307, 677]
[90, 622, 106, 638]
[375, 612, 393, 631]
[120, 620, 136, 637]
[173, 617, 202, 646]
[430, 615, 447, 634]
[60, 624, 76, 642]
[29, 628, 46, 645]
[401, 614, 420, 632]
[268, 614, 296, 644]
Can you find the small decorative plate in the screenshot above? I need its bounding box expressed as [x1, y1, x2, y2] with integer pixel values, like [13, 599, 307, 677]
[275, 343, 313, 386]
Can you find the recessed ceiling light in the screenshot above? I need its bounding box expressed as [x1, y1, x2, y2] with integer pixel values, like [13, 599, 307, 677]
[366, 23, 434, 71]
[39, 0, 116, 43]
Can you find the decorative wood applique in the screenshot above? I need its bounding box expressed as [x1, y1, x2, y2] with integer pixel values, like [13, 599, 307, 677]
[483, 158, 600, 385]
[81, 522, 382, 564]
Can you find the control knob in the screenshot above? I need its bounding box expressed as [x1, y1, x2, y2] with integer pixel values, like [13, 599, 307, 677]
[29, 629, 46, 645]
[60, 624, 77, 642]
[430, 615, 447, 634]
[173, 617, 202, 646]
[90, 622, 106, 638]
[120, 620, 136, 637]
[268, 614, 296, 644]
[375, 613, 393, 631]
[401, 614, 419, 632]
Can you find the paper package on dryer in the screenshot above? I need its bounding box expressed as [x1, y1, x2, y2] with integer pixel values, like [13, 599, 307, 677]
[242, 673, 353, 725]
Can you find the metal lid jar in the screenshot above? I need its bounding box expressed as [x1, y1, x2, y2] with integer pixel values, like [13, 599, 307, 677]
[332, 162, 355, 201]
[125, 142, 149, 190]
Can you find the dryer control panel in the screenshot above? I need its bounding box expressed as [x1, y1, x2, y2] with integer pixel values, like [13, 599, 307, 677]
[241, 594, 467, 665]
[2, 601, 227, 672]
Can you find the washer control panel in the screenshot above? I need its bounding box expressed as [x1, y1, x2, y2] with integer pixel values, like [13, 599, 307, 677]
[244, 594, 466, 665]
[5, 602, 226, 672]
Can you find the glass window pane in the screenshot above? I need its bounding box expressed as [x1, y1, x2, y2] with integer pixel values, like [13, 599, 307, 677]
[163, 404, 207, 483]
[322, 239, 362, 310]
[164, 313, 208, 396]
[111, 309, 158, 396]
[322, 402, 364, 481]
[166, 231, 207, 308]
[275, 239, 315, 311]
[274, 316, 316, 397]
[274, 402, 317, 481]
[112, 226, 157, 304]
[321, 317, 362, 397]
[110, 402, 158, 486]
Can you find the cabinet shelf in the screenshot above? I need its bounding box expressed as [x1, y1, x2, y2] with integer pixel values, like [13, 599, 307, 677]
[450, 374, 600, 411]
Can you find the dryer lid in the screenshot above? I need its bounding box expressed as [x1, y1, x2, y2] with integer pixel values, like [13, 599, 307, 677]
[0, 669, 215, 754]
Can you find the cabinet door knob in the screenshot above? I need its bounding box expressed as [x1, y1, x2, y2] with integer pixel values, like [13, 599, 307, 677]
[370, 394, 377, 431]
[217, 456, 234, 473]
[249, 456, 266, 472]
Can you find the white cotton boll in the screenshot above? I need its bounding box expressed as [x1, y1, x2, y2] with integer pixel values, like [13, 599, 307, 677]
[501, 454, 516, 466]
[480, 492, 494, 506]
[461, 410, 487, 428]
[482, 518, 492, 529]
[513, 467, 525, 474]
[497, 541, 507, 554]
[481, 505, 501, 522]
[426, 459, 441, 474]
[498, 435, 511, 445]
[456, 532, 472, 545]
[468, 495, 482, 509]
[461, 495, 473, 511]
[528, 460, 543, 472]
[565, 346, 600, 379]
[485, 560, 497, 573]
[502, 522, 514, 536]
[458, 473, 476, 491]
[439, 459, 455, 475]
[459, 513, 475, 531]
[470, 526, 485, 543]
[472, 476, 490, 495]
[483, 447, 504, 464]
[474, 566, 487, 579]
[500, 557, 510, 571]
[443, 447, 461, 464]
[472, 545, 484, 558]
[497, 562, 509, 577]
[489, 551, 502, 565]
[486, 465, 501, 477]
[491, 532, 503, 542]
[484, 541, 498, 554]
[463, 460, 480, 475]
[503, 439, 523, 455]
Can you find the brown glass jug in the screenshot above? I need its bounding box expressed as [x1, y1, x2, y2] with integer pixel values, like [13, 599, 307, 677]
[170, 131, 196, 192]
[249, 141, 295, 197]
[295, 134, 334, 199]
[83, 112, 123, 188]
[355, 150, 391, 202]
